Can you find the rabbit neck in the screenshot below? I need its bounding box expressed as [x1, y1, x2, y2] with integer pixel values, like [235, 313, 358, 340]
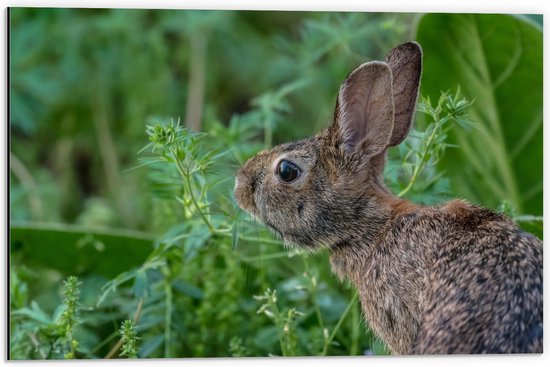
[329, 199, 441, 354]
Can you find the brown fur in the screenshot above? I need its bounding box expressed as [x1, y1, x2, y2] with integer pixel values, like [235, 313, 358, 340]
[234, 42, 543, 354]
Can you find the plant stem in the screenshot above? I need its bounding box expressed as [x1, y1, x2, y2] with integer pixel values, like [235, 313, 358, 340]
[88, 331, 118, 357]
[264, 115, 273, 148]
[265, 295, 287, 356]
[514, 215, 543, 222]
[164, 281, 173, 358]
[397, 115, 441, 198]
[238, 252, 296, 263]
[321, 292, 358, 356]
[92, 94, 136, 228]
[302, 258, 324, 330]
[10, 152, 43, 220]
[28, 332, 47, 359]
[183, 173, 215, 233]
[105, 298, 144, 359]
[68, 331, 76, 358]
[185, 33, 208, 131]
[350, 300, 359, 355]
[170, 147, 216, 234]
[216, 232, 282, 246]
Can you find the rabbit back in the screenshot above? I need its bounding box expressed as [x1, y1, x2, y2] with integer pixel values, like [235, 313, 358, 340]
[414, 216, 543, 354]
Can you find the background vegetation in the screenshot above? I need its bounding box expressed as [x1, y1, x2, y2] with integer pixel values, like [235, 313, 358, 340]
[9, 9, 542, 359]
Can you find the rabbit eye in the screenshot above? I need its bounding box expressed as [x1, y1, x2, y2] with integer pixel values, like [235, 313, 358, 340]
[276, 160, 301, 183]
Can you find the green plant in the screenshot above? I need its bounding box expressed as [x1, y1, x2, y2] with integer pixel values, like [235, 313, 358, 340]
[417, 13, 543, 215]
[254, 289, 305, 356]
[92, 115, 297, 358]
[381, 87, 475, 208]
[119, 320, 140, 358]
[394, 89, 474, 199]
[60, 276, 81, 359]
[10, 275, 83, 359]
[228, 336, 247, 357]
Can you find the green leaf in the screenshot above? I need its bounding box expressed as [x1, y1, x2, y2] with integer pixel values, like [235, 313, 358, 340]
[132, 269, 150, 299]
[97, 269, 138, 307]
[514, 215, 543, 240]
[417, 14, 542, 215]
[138, 334, 164, 358]
[10, 222, 154, 278]
[172, 279, 203, 300]
[12, 301, 53, 325]
[97, 257, 165, 306]
[231, 223, 240, 251]
[182, 224, 212, 261]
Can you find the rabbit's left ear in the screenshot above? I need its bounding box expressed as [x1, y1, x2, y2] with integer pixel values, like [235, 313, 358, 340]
[331, 61, 395, 158]
[385, 42, 422, 147]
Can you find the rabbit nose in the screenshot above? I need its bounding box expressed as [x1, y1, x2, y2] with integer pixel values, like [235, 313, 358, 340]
[235, 166, 250, 190]
[234, 172, 252, 208]
[235, 171, 257, 195]
[234, 167, 262, 214]
[234, 175, 245, 193]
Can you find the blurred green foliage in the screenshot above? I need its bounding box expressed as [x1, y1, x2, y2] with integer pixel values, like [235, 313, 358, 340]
[9, 8, 413, 227]
[9, 8, 542, 359]
[417, 13, 543, 215]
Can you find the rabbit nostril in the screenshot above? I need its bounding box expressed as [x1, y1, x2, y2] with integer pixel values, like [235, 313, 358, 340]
[250, 176, 258, 194]
[297, 202, 304, 215]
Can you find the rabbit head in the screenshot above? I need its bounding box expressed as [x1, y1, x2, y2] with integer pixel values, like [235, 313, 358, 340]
[234, 42, 422, 249]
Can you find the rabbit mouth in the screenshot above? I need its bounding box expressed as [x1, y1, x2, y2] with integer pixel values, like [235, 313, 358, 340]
[265, 220, 283, 238]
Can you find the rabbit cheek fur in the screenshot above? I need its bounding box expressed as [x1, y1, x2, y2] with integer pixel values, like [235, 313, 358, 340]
[234, 42, 543, 354]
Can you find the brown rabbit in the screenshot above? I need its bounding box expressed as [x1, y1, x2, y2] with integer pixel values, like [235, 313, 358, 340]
[234, 42, 543, 354]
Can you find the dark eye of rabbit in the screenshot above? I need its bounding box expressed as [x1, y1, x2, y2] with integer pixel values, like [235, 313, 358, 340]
[276, 160, 301, 183]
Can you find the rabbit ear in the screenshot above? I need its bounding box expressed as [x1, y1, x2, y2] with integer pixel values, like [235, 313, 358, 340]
[331, 61, 395, 157]
[384, 41, 422, 147]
